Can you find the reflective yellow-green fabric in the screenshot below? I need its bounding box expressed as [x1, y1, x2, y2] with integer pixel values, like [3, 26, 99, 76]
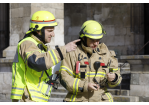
[11, 37, 34, 99]
[11, 36, 54, 102]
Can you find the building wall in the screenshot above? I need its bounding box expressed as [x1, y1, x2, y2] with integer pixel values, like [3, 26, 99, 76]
[64, 3, 144, 58]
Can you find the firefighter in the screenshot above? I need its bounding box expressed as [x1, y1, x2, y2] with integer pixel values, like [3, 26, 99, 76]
[59, 20, 122, 102]
[10, 11, 80, 102]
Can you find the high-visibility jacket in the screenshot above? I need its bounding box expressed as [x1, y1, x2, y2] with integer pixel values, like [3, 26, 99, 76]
[59, 42, 122, 102]
[11, 34, 66, 102]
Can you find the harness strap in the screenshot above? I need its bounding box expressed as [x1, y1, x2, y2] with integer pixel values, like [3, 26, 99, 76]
[55, 45, 64, 60]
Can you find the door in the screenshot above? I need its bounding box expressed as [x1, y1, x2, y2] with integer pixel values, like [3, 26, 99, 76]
[0, 3, 9, 58]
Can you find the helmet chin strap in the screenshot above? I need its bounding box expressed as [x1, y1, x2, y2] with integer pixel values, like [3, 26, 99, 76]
[32, 27, 45, 44]
[82, 36, 87, 47]
[41, 27, 45, 43]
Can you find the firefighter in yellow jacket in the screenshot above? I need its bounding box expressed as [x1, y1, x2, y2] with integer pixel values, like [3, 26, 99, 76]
[59, 20, 122, 102]
[10, 11, 80, 102]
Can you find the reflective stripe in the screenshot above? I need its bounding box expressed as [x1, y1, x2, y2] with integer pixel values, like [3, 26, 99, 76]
[30, 20, 56, 24]
[48, 50, 56, 65]
[37, 71, 44, 88]
[110, 68, 120, 72]
[40, 81, 45, 92]
[70, 78, 80, 102]
[30, 88, 51, 97]
[60, 66, 106, 78]
[46, 85, 52, 95]
[11, 93, 22, 96]
[50, 50, 58, 64]
[70, 95, 77, 102]
[52, 50, 58, 63]
[83, 31, 103, 36]
[29, 89, 42, 94]
[105, 93, 113, 102]
[31, 96, 49, 101]
[60, 66, 75, 77]
[108, 79, 121, 87]
[39, 81, 51, 97]
[73, 78, 80, 94]
[12, 87, 24, 90]
[87, 72, 106, 77]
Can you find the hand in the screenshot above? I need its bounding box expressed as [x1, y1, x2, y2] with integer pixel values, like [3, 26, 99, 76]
[107, 72, 116, 82]
[88, 82, 100, 91]
[55, 71, 59, 74]
[65, 39, 81, 52]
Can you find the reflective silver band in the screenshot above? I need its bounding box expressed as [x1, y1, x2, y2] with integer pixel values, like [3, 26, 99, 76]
[12, 87, 24, 90]
[11, 93, 22, 96]
[45, 85, 51, 95]
[71, 95, 75, 102]
[61, 67, 75, 77]
[87, 73, 105, 76]
[83, 31, 103, 36]
[30, 20, 56, 24]
[74, 79, 79, 94]
[37, 71, 44, 88]
[32, 96, 49, 101]
[29, 89, 42, 94]
[49, 50, 57, 65]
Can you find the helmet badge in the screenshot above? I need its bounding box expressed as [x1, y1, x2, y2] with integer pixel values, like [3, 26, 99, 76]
[36, 16, 39, 20]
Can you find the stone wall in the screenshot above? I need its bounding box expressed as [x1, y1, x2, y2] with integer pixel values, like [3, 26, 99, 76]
[3, 3, 31, 59]
[120, 55, 149, 101]
[0, 59, 13, 102]
[64, 3, 144, 58]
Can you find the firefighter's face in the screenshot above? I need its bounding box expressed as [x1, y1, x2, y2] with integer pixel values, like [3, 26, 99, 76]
[86, 38, 100, 49]
[44, 27, 55, 43]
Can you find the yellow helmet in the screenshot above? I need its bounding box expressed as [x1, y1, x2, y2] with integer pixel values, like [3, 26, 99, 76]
[79, 20, 106, 39]
[26, 11, 57, 34]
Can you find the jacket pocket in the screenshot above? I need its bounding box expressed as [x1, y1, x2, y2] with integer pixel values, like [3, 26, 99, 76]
[39, 80, 52, 97]
[101, 92, 113, 102]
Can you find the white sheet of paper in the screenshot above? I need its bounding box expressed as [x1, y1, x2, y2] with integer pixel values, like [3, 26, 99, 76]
[51, 61, 61, 80]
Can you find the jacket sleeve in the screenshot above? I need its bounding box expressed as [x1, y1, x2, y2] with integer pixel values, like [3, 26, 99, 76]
[107, 50, 122, 88]
[59, 52, 88, 94]
[19, 40, 66, 72]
